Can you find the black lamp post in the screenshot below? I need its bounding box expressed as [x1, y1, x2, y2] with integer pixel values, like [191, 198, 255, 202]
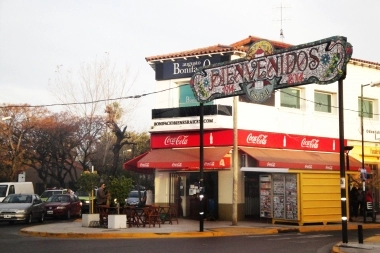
[344, 146, 353, 226]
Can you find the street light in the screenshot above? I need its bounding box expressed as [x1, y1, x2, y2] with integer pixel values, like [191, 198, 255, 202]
[1, 116, 11, 121]
[360, 81, 380, 223]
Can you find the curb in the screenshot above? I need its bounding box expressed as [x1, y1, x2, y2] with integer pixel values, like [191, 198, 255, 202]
[20, 229, 228, 239]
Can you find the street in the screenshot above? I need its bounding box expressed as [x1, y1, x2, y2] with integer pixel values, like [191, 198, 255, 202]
[0, 220, 379, 253]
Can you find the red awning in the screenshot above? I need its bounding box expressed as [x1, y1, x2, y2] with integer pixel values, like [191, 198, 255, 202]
[137, 147, 232, 169]
[123, 152, 154, 174]
[240, 147, 366, 171]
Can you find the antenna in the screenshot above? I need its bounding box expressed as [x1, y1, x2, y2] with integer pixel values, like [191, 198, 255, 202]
[273, 3, 291, 42]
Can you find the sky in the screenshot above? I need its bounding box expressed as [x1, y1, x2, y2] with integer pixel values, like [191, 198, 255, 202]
[1, 0, 380, 132]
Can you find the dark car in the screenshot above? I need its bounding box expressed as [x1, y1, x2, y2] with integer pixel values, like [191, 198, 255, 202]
[76, 190, 97, 213]
[0, 194, 45, 224]
[44, 194, 82, 219]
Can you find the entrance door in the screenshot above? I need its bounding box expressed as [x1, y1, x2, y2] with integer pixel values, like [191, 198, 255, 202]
[169, 173, 182, 216]
[244, 172, 260, 219]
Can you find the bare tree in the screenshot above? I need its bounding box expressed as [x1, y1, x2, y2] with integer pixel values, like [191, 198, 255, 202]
[48, 53, 142, 176]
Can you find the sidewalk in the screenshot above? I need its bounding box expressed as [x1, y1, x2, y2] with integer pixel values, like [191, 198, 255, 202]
[20, 218, 380, 252]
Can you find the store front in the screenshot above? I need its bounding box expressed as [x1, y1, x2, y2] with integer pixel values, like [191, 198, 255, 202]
[240, 147, 366, 225]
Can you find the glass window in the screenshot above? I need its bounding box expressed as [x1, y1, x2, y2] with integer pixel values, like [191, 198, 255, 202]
[358, 98, 374, 118]
[314, 92, 332, 113]
[179, 84, 212, 107]
[280, 88, 300, 109]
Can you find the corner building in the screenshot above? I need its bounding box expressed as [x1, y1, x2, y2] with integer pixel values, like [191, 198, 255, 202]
[125, 36, 380, 225]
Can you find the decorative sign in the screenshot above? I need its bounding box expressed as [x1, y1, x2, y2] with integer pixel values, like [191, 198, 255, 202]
[190, 36, 352, 103]
[158, 55, 223, 80]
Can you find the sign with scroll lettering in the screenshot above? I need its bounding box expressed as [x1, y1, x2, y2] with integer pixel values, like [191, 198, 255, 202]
[190, 36, 352, 103]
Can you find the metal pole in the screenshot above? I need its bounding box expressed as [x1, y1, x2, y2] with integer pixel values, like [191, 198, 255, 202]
[199, 102, 204, 232]
[338, 79, 348, 244]
[361, 84, 365, 183]
[232, 96, 238, 225]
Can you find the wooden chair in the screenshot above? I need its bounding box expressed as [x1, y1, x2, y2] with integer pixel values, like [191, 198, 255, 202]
[168, 204, 179, 224]
[97, 205, 109, 227]
[145, 206, 161, 228]
[122, 206, 136, 228]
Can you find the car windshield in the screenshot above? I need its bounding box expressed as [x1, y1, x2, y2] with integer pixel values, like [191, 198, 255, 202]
[47, 195, 70, 203]
[41, 191, 61, 198]
[0, 185, 8, 197]
[3, 194, 32, 203]
[76, 191, 88, 197]
[128, 191, 140, 198]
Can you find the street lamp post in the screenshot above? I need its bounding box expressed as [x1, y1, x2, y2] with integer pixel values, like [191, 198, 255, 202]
[360, 81, 380, 223]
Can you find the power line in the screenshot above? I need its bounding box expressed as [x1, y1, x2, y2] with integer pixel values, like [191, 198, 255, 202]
[0, 86, 180, 109]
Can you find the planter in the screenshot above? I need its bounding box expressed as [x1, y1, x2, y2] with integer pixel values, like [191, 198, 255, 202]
[108, 214, 127, 229]
[82, 214, 99, 227]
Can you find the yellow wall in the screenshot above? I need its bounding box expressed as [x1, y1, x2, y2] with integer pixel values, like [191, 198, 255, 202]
[299, 171, 341, 225]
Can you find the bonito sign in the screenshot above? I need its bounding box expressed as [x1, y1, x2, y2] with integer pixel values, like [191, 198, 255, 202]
[190, 36, 352, 103]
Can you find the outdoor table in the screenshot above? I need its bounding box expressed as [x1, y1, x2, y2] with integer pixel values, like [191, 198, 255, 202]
[159, 205, 178, 224]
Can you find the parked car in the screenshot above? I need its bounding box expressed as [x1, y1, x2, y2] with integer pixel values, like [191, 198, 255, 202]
[44, 194, 82, 219]
[125, 190, 144, 206]
[0, 194, 45, 224]
[40, 188, 67, 202]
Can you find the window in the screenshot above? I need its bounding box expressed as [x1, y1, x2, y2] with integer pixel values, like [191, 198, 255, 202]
[358, 98, 374, 118]
[280, 88, 300, 109]
[314, 91, 332, 113]
[179, 84, 212, 107]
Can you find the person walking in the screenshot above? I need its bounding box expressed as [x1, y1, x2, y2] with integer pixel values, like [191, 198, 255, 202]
[96, 183, 108, 206]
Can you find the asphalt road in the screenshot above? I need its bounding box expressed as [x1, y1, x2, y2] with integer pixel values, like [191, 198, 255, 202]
[1, 220, 379, 253]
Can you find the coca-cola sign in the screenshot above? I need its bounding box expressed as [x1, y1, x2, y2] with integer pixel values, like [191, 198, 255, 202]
[246, 133, 268, 145]
[164, 135, 189, 146]
[300, 138, 319, 149]
[204, 162, 215, 167]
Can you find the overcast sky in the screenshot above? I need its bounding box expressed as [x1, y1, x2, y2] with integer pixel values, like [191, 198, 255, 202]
[1, 0, 379, 131]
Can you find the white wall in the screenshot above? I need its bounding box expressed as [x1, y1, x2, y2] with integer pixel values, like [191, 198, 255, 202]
[152, 62, 380, 143]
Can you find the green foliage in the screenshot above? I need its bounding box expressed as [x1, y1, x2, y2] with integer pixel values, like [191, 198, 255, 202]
[107, 175, 133, 207]
[76, 172, 100, 194]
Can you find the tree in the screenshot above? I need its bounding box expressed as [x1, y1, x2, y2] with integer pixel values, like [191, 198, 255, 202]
[48, 53, 142, 177]
[24, 112, 85, 188]
[107, 175, 133, 210]
[0, 105, 50, 181]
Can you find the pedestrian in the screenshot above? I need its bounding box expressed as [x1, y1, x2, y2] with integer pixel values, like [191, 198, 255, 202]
[146, 188, 153, 206]
[349, 185, 359, 221]
[357, 188, 365, 216]
[96, 183, 108, 206]
[138, 191, 147, 207]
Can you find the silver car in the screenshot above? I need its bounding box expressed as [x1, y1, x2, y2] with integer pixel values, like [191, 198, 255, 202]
[126, 190, 143, 206]
[0, 194, 45, 224]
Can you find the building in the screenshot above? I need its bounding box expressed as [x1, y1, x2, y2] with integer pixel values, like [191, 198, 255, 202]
[124, 35, 380, 224]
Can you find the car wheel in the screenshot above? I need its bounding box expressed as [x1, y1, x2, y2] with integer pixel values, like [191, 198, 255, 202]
[66, 210, 71, 220]
[25, 213, 33, 224]
[38, 212, 45, 223]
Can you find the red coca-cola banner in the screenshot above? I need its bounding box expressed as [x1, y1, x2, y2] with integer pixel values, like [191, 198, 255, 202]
[151, 130, 344, 152]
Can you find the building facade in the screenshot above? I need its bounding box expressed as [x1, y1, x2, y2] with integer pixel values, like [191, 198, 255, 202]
[125, 35, 380, 224]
